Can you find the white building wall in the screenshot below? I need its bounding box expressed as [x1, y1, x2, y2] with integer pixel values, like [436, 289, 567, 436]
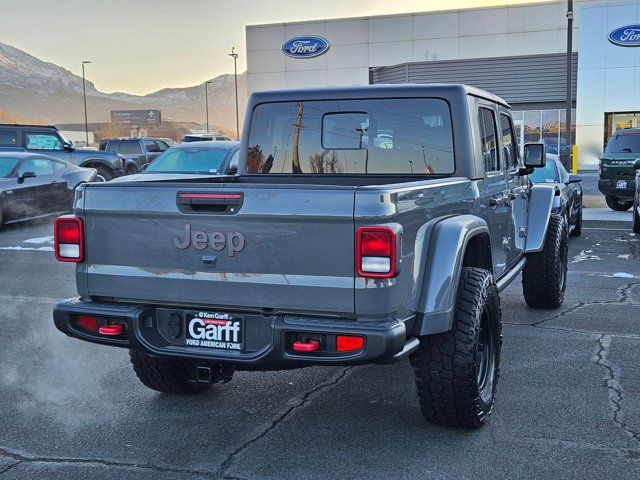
[246, 1, 595, 95]
[576, 1, 640, 169]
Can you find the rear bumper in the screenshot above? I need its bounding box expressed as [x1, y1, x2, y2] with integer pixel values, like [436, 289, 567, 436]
[598, 178, 636, 200]
[53, 299, 415, 369]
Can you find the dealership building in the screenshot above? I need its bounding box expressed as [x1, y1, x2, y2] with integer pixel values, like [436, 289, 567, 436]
[246, 0, 640, 170]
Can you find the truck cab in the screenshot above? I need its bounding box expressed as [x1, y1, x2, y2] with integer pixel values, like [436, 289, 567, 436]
[100, 137, 171, 173]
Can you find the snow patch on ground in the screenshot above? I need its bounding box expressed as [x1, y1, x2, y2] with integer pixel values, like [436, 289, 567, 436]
[23, 236, 54, 245]
[572, 250, 602, 263]
[0, 246, 53, 252]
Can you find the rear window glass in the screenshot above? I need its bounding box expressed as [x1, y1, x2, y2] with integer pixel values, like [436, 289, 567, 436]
[114, 141, 143, 155]
[605, 133, 640, 154]
[246, 98, 454, 174]
[145, 147, 228, 174]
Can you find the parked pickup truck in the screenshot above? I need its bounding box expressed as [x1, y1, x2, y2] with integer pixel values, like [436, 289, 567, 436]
[0, 124, 125, 181]
[100, 137, 171, 174]
[53, 85, 567, 429]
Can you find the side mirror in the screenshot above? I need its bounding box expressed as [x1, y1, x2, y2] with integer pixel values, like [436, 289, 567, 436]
[17, 171, 36, 183]
[63, 143, 75, 152]
[227, 165, 238, 175]
[523, 143, 546, 168]
[568, 174, 582, 183]
[634, 158, 640, 170]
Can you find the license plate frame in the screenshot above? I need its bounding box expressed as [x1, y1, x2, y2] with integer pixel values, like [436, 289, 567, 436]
[616, 180, 628, 189]
[184, 311, 244, 351]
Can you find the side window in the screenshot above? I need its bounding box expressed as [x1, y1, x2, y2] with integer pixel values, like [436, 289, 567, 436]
[144, 140, 160, 152]
[52, 161, 66, 172]
[229, 150, 239, 170]
[121, 141, 143, 155]
[18, 158, 54, 176]
[25, 133, 63, 151]
[500, 113, 519, 170]
[478, 107, 500, 173]
[156, 141, 169, 152]
[0, 130, 18, 146]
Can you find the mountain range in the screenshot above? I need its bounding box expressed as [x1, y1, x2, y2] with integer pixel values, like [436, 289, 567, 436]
[0, 42, 246, 131]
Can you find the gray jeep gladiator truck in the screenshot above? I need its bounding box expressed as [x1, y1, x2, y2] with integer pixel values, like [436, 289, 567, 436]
[53, 84, 567, 428]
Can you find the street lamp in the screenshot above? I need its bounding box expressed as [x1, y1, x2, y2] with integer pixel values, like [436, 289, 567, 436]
[205, 80, 213, 133]
[229, 47, 239, 140]
[81, 61, 91, 146]
[565, 0, 574, 172]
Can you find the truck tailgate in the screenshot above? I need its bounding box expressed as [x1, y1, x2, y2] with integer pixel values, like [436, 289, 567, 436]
[80, 182, 356, 314]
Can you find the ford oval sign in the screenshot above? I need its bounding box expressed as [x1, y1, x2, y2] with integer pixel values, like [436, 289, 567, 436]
[282, 36, 330, 58]
[609, 25, 640, 47]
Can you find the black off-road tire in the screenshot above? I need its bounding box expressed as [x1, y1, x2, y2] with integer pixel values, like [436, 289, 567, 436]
[412, 267, 502, 429]
[95, 166, 113, 182]
[129, 350, 211, 395]
[570, 202, 582, 237]
[522, 214, 568, 308]
[605, 195, 632, 211]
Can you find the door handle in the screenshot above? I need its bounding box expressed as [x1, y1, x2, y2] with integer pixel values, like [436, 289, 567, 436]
[489, 197, 503, 207]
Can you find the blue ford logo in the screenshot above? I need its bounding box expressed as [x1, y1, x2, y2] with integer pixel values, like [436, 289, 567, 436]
[609, 25, 640, 46]
[282, 36, 330, 58]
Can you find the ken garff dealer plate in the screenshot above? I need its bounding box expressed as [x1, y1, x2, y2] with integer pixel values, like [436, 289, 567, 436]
[282, 35, 330, 58]
[608, 25, 640, 47]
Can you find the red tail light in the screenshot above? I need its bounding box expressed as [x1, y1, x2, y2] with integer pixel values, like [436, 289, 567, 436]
[336, 335, 364, 352]
[356, 226, 398, 278]
[54, 215, 84, 262]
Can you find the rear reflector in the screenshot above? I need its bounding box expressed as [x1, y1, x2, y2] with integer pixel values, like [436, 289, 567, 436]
[74, 315, 98, 332]
[356, 226, 397, 278]
[336, 335, 364, 352]
[54, 216, 84, 262]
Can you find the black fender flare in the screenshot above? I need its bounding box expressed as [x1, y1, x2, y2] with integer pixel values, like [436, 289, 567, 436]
[413, 214, 491, 335]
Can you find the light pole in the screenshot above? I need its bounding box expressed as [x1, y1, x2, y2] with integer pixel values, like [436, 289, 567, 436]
[81, 61, 91, 146]
[205, 80, 213, 133]
[229, 47, 239, 140]
[565, 0, 574, 171]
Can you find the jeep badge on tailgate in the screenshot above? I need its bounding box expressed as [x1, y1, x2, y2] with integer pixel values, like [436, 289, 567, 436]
[173, 224, 245, 256]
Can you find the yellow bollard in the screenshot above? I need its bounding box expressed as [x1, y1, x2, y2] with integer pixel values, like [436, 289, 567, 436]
[571, 144, 578, 173]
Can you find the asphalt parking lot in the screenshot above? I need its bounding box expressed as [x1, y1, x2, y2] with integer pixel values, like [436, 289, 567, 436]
[1, 214, 640, 479]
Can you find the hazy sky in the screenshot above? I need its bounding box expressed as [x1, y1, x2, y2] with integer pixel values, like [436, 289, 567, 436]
[0, 0, 550, 95]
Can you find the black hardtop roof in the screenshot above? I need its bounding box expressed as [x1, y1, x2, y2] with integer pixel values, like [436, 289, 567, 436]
[248, 83, 510, 108]
[0, 123, 58, 130]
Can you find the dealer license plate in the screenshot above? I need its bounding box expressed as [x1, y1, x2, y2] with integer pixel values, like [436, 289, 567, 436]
[184, 311, 243, 351]
[617, 180, 628, 189]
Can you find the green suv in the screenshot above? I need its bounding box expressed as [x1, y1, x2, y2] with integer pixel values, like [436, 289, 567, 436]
[599, 129, 640, 211]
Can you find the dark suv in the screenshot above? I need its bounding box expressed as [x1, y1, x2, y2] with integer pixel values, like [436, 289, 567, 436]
[0, 124, 125, 181]
[100, 138, 171, 173]
[599, 128, 640, 211]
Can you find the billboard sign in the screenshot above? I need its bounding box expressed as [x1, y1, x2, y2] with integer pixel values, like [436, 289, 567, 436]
[110, 110, 161, 125]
